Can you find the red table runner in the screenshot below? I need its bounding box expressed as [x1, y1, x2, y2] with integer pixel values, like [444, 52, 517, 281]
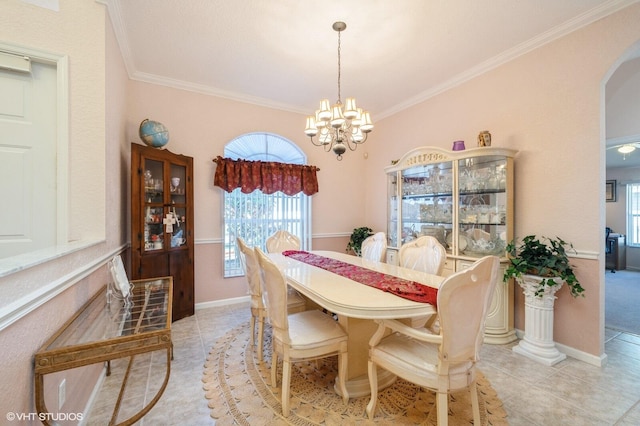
[282, 251, 438, 306]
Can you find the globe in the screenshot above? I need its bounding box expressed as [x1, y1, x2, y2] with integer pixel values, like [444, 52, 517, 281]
[139, 119, 170, 148]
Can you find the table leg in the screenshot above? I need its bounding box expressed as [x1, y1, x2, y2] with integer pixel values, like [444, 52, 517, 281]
[334, 316, 396, 398]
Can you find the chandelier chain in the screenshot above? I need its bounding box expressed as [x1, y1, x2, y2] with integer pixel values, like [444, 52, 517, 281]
[337, 28, 341, 104]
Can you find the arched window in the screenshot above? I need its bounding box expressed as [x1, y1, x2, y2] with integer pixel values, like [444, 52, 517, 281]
[222, 133, 311, 277]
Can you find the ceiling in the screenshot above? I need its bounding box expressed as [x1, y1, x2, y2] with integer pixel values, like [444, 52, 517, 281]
[105, 0, 640, 167]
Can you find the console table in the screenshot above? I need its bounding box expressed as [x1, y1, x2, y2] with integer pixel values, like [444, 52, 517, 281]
[34, 277, 173, 426]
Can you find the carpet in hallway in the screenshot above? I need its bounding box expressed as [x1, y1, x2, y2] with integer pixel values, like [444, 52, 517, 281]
[605, 269, 640, 335]
[202, 322, 507, 425]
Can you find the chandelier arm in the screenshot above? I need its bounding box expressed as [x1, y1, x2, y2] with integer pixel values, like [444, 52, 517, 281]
[308, 134, 336, 152]
[345, 137, 358, 152]
[308, 135, 325, 147]
[354, 132, 369, 145]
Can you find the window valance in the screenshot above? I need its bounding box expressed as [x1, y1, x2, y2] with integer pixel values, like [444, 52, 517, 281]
[213, 156, 320, 196]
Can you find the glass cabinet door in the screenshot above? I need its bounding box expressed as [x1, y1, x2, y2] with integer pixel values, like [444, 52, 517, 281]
[143, 159, 165, 252]
[457, 155, 508, 258]
[141, 160, 190, 253]
[400, 161, 452, 252]
[168, 162, 187, 248]
[387, 173, 399, 249]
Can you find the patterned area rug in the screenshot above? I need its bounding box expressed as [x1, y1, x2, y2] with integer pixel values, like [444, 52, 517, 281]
[202, 322, 508, 425]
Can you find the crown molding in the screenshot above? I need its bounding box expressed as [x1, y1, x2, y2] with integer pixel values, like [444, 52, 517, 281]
[129, 71, 307, 115]
[606, 133, 640, 147]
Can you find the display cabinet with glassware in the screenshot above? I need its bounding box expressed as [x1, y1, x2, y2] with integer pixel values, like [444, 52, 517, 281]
[131, 143, 194, 321]
[386, 146, 517, 343]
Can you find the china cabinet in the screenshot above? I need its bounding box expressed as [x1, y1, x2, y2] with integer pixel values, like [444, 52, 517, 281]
[386, 146, 517, 343]
[131, 143, 194, 321]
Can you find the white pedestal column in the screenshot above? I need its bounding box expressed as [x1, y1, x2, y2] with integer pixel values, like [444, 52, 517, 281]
[512, 275, 566, 366]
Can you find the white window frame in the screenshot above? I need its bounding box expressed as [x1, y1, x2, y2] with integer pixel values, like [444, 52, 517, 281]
[221, 133, 312, 277]
[627, 183, 640, 247]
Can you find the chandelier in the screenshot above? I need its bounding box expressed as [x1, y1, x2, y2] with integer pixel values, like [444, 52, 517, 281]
[304, 21, 374, 160]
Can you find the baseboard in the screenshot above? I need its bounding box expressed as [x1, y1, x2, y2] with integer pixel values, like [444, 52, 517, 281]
[195, 295, 250, 310]
[513, 329, 608, 367]
[79, 365, 108, 426]
[556, 341, 608, 367]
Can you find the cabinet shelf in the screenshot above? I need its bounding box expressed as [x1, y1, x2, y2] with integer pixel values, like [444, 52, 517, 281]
[460, 188, 506, 196]
[402, 192, 453, 199]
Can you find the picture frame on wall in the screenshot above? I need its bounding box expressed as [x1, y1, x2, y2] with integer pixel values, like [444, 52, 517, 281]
[606, 180, 617, 202]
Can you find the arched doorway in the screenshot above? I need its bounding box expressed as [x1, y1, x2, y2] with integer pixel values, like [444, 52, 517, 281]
[604, 43, 640, 336]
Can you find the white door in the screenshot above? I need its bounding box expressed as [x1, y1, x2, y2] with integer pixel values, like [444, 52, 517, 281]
[0, 59, 57, 258]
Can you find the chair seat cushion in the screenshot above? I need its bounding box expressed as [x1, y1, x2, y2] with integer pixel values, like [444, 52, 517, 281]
[288, 310, 347, 350]
[371, 332, 474, 390]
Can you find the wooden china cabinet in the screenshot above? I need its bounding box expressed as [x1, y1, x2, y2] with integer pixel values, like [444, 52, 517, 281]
[131, 143, 194, 321]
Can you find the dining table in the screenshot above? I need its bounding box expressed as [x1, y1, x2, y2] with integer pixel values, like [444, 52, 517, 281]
[267, 250, 445, 397]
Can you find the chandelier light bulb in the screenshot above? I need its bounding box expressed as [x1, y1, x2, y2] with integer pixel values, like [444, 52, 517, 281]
[330, 104, 345, 128]
[304, 116, 318, 136]
[344, 98, 358, 119]
[318, 99, 332, 121]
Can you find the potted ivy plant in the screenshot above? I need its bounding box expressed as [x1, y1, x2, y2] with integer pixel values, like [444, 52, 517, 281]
[346, 227, 373, 256]
[503, 235, 585, 366]
[503, 235, 585, 298]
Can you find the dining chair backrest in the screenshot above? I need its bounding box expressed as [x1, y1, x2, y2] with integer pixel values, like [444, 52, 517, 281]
[236, 237, 263, 310]
[398, 235, 446, 275]
[266, 230, 301, 253]
[255, 247, 290, 343]
[361, 232, 387, 262]
[438, 255, 500, 365]
[365, 255, 500, 422]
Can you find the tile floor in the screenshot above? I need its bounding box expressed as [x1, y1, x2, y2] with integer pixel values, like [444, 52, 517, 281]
[86, 302, 640, 425]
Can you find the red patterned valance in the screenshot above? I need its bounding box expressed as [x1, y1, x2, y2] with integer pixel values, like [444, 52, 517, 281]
[213, 156, 319, 196]
[282, 250, 438, 306]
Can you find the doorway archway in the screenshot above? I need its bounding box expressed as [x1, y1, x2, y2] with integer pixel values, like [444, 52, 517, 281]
[603, 42, 640, 336]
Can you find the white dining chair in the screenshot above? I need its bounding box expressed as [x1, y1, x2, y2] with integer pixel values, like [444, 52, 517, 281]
[361, 232, 387, 262]
[398, 235, 447, 328]
[236, 237, 305, 361]
[366, 255, 500, 424]
[255, 247, 350, 417]
[265, 230, 307, 312]
[266, 230, 301, 253]
[398, 235, 447, 275]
